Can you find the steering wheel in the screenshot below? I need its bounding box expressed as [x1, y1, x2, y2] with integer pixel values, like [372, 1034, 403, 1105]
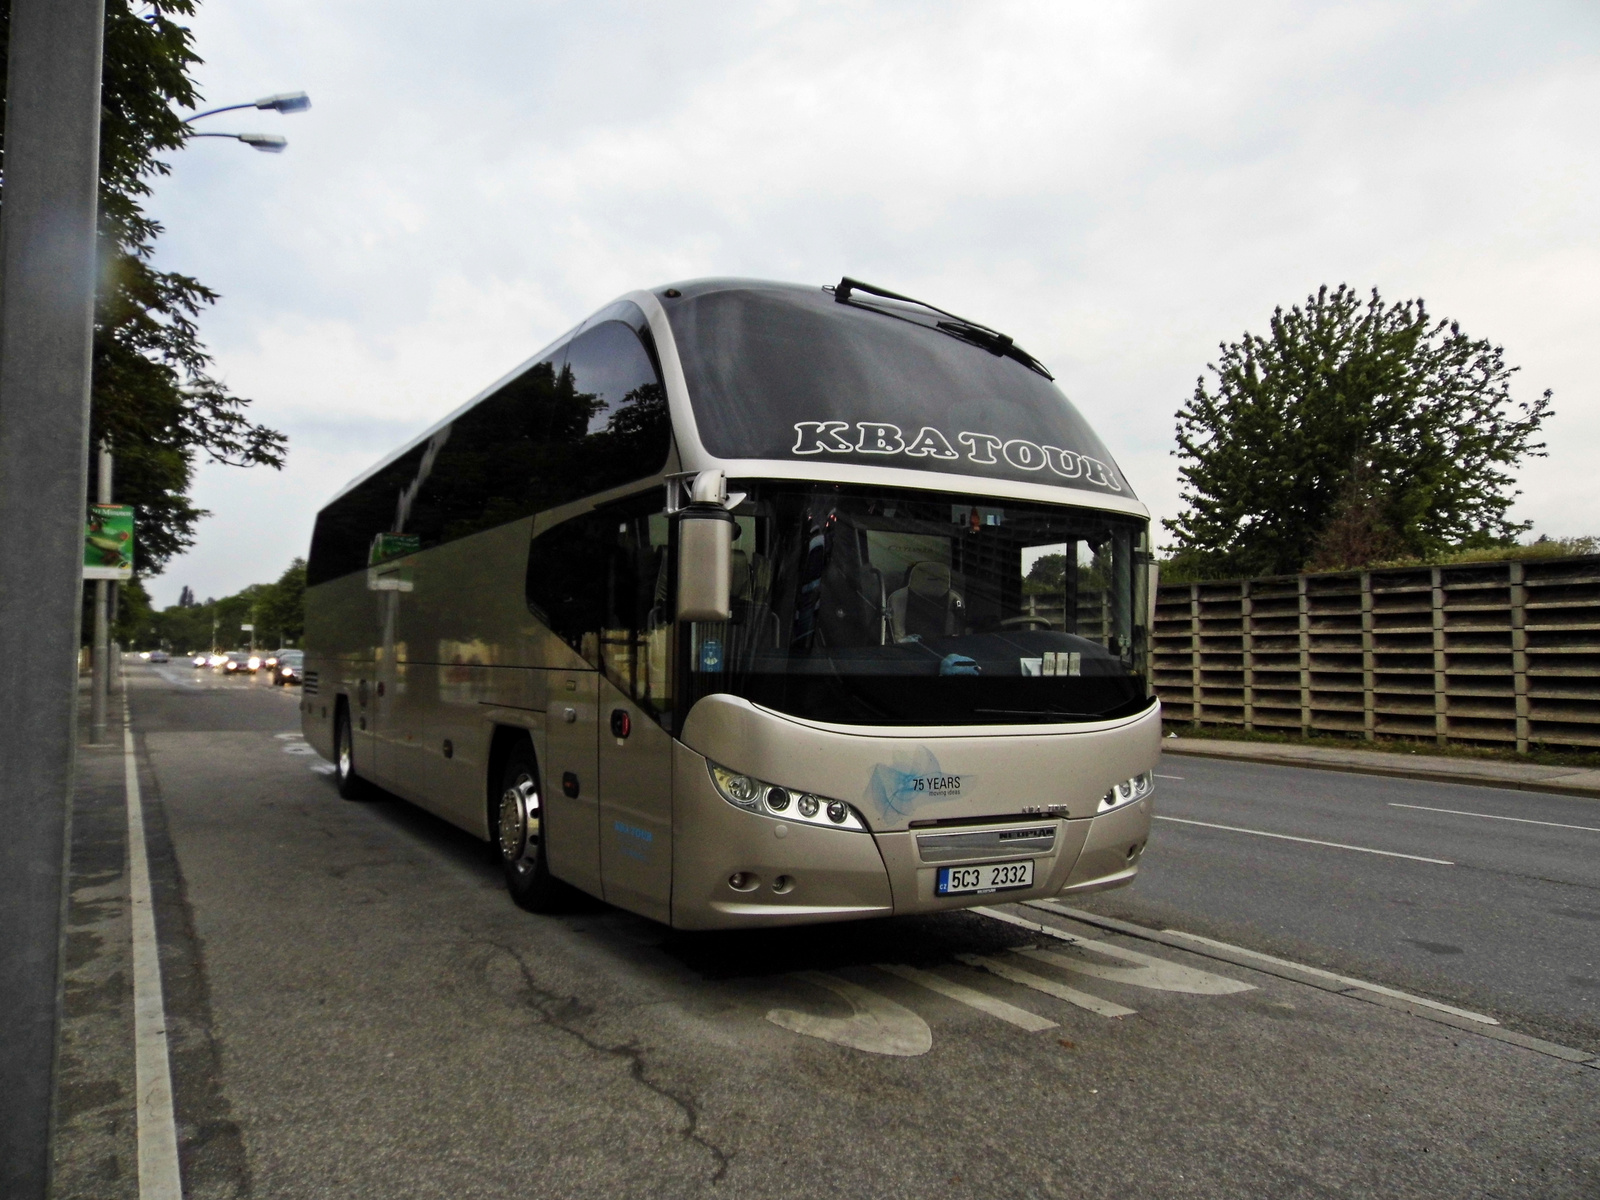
[998, 615, 1055, 630]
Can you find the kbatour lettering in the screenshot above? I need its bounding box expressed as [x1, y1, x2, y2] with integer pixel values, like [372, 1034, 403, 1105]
[789, 420, 1121, 491]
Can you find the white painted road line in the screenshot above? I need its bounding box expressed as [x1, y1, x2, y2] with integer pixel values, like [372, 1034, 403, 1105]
[1153, 815, 1454, 864]
[1157, 930, 1503, 1024]
[977, 905, 1251, 996]
[1388, 802, 1600, 833]
[955, 954, 1136, 1017]
[124, 704, 184, 1200]
[1015, 945, 1254, 996]
[877, 963, 1058, 1031]
[767, 972, 932, 1056]
[1025, 901, 1504, 1027]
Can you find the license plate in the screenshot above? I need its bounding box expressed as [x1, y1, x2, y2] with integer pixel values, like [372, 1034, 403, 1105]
[936, 860, 1034, 896]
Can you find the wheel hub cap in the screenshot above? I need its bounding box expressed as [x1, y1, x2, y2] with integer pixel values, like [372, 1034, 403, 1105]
[498, 776, 540, 863]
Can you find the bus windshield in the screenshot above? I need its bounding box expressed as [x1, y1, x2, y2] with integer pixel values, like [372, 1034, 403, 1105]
[682, 482, 1151, 726]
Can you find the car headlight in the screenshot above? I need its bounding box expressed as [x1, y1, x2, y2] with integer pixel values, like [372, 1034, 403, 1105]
[707, 762, 867, 831]
[1098, 770, 1154, 813]
[247, 656, 262, 670]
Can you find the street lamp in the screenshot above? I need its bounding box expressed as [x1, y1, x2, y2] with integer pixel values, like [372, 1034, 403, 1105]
[86, 87, 311, 739]
[182, 89, 310, 152]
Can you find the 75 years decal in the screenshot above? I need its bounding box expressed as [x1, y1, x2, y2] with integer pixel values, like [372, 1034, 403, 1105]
[790, 420, 1121, 492]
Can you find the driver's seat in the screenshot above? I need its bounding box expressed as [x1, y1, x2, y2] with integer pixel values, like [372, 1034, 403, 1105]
[889, 562, 964, 641]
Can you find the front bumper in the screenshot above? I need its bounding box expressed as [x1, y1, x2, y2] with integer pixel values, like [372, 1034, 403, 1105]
[669, 740, 1155, 930]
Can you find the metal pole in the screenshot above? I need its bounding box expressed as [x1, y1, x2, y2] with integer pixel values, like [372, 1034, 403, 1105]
[0, 2, 107, 1197]
[90, 442, 112, 743]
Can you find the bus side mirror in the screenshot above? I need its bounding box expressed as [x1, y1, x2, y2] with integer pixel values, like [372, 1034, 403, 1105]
[676, 471, 734, 622]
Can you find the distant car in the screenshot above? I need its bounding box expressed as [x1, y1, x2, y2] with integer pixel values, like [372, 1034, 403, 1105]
[273, 650, 304, 686]
[139, 650, 151, 660]
[193, 653, 210, 668]
[148, 649, 169, 663]
[219, 652, 253, 674]
[207, 652, 229, 669]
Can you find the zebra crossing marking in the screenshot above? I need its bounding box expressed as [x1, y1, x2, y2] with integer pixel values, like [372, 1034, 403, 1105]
[956, 953, 1137, 1017]
[767, 907, 1253, 1055]
[766, 971, 933, 1056]
[877, 963, 1058, 1031]
[1015, 944, 1254, 995]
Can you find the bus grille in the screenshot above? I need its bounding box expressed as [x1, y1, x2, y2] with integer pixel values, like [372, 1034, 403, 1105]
[302, 670, 319, 695]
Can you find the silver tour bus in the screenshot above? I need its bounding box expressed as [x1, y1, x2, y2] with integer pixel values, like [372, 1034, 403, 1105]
[300, 278, 1160, 928]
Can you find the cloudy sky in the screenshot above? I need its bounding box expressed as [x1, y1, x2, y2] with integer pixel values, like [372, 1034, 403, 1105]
[143, 0, 1599, 607]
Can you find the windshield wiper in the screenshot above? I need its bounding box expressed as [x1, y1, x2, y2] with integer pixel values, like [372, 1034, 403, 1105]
[830, 277, 1054, 380]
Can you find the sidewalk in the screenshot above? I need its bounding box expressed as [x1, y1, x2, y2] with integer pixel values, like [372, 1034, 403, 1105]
[1163, 737, 1600, 800]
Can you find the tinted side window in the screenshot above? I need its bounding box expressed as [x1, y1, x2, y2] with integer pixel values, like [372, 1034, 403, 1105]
[526, 493, 673, 724]
[403, 320, 669, 549]
[307, 312, 673, 587]
[306, 442, 428, 586]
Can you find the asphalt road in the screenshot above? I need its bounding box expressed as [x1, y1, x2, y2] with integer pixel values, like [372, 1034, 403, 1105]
[1073, 754, 1600, 1055]
[51, 664, 1600, 1199]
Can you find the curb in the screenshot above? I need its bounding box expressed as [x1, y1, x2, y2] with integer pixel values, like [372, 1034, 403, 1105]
[1161, 743, 1600, 801]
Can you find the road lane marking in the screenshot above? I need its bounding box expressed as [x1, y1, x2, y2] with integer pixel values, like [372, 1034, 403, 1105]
[767, 972, 932, 1056]
[877, 963, 1058, 1030]
[976, 906, 1251, 996]
[1021, 901, 1504, 1027]
[1388, 802, 1600, 833]
[1156, 930, 1503, 1024]
[954, 954, 1136, 1017]
[124, 703, 184, 1200]
[1015, 944, 1254, 996]
[1152, 815, 1454, 864]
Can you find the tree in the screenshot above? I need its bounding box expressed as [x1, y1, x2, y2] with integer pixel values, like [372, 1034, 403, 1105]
[254, 558, 306, 646]
[1, 1, 288, 578]
[1165, 285, 1552, 578]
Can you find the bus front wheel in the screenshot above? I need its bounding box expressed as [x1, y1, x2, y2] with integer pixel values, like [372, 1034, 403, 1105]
[497, 743, 561, 912]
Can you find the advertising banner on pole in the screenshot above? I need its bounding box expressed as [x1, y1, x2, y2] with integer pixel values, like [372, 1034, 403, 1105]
[84, 503, 134, 580]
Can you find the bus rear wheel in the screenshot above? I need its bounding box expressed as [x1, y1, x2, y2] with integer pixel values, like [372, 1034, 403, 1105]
[334, 704, 368, 801]
[497, 743, 561, 912]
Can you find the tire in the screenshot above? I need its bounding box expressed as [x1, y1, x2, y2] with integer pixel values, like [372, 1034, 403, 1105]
[333, 704, 369, 801]
[495, 742, 563, 912]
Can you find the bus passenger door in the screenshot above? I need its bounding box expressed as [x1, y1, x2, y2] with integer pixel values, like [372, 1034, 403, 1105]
[598, 677, 673, 924]
[543, 671, 601, 897]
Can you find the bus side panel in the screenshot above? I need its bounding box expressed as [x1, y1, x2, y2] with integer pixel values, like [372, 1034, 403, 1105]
[302, 570, 380, 769]
[597, 675, 672, 924]
[406, 518, 566, 836]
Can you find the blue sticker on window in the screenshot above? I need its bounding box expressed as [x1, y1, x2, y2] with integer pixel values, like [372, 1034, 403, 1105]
[699, 638, 723, 672]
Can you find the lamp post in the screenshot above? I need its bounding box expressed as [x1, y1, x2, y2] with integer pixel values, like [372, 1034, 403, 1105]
[84, 87, 310, 736]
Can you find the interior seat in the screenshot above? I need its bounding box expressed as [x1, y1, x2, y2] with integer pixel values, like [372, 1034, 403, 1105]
[889, 561, 964, 641]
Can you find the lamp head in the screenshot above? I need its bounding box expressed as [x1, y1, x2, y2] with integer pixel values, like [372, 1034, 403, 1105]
[238, 133, 288, 153]
[255, 91, 311, 113]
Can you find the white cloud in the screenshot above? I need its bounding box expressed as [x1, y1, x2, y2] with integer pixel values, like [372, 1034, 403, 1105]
[143, 0, 1600, 605]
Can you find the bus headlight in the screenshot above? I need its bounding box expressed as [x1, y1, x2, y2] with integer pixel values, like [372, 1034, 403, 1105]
[707, 762, 867, 831]
[1098, 770, 1153, 813]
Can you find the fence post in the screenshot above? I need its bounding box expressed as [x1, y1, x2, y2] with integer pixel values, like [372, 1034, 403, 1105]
[1510, 561, 1529, 754]
[1189, 582, 1201, 727]
[1241, 579, 1254, 732]
[1432, 566, 1448, 746]
[1361, 570, 1375, 741]
[1297, 575, 1311, 736]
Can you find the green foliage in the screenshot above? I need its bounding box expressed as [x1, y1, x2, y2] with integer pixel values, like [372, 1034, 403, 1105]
[1166, 285, 1551, 578]
[0, 1, 288, 576]
[134, 558, 305, 650]
[1022, 553, 1066, 595]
